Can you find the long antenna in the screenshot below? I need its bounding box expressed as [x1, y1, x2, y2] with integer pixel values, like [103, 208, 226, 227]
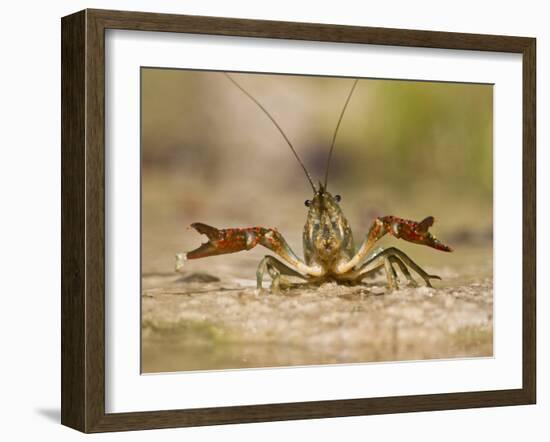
[323, 78, 359, 189]
[223, 73, 317, 193]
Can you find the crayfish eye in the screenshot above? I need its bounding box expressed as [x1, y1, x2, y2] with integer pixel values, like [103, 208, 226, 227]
[335, 195, 342, 202]
[304, 200, 312, 207]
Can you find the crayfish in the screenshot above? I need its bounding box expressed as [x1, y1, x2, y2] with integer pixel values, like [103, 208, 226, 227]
[176, 74, 452, 292]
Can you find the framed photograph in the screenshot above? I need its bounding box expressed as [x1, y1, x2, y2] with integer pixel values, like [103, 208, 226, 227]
[61, 9, 536, 433]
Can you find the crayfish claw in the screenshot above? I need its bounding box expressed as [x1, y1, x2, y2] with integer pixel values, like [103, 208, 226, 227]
[417, 216, 434, 233]
[429, 236, 453, 252]
[378, 215, 453, 252]
[186, 241, 222, 260]
[185, 223, 265, 260]
[190, 222, 222, 241]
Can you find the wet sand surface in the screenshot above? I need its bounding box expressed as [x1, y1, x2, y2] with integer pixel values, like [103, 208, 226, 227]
[142, 246, 492, 373]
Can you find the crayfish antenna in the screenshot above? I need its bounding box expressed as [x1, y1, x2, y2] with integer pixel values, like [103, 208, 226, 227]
[324, 78, 359, 190]
[223, 73, 316, 193]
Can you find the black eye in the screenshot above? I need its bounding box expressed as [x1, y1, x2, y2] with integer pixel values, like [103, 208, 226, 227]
[304, 200, 311, 207]
[335, 195, 341, 202]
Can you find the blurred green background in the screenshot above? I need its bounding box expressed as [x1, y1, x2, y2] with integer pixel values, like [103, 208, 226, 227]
[141, 69, 493, 276]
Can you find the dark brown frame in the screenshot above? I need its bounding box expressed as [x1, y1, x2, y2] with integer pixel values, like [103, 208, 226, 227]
[61, 8, 536, 433]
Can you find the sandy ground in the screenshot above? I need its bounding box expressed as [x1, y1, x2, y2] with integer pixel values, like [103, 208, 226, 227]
[142, 246, 493, 373]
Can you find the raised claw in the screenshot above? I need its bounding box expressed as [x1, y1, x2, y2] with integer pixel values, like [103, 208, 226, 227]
[185, 222, 266, 259]
[378, 216, 453, 252]
[182, 222, 321, 278]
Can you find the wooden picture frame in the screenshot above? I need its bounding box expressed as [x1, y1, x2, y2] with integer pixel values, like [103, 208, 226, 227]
[61, 8, 536, 433]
